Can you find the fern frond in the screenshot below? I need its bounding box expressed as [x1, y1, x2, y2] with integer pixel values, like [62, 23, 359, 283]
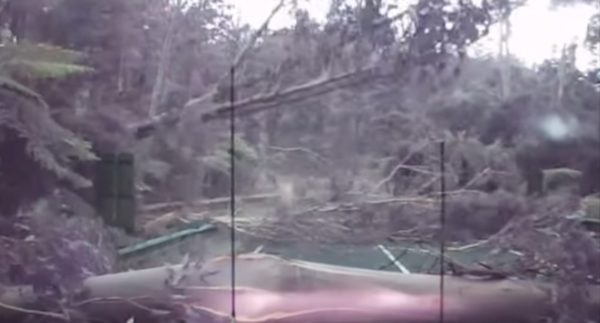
[0, 74, 45, 104]
[6, 113, 92, 188]
[62, 137, 98, 161]
[1, 95, 96, 187]
[0, 42, 85, 64]
[1, 60, 94, 79]
[0, 42, 96, 187]
[25, 138, 92, 188]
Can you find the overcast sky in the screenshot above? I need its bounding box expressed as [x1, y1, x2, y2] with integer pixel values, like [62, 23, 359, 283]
[226, 0, 598, 70]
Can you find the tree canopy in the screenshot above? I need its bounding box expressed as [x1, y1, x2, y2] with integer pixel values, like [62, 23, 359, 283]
[0, 0, 598, 322]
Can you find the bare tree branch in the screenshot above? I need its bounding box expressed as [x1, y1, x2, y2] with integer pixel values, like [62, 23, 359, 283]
[130, 66, 379, 139]
[141, 193, 280, 214]
[373, 142, 433, 193]
[0, 301, 68, 321]
[231, 0, 285, 72]
[199, 68, 377, 121]
[182, 0, 286, 111]
[267, 145, 329, 164]
[149, 8, 178, 117]
[131, 0, 288, 139]
[73, 296, 170, 316]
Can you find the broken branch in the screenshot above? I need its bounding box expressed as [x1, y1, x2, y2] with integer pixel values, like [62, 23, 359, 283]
[373, 142, 430, 192]
[132, 67, 379, 139]
[267, 145, 328, 164]
[0, 301, 68, 321]
[199, 68, 377, 121]
[183, 0, 286, 111]
[141, 193, 280, 214]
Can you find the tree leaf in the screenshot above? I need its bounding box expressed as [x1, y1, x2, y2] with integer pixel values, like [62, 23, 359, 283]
[0, 74, 45, 104]
[0, 42, 85, 64]
[2, 60, 94, 79]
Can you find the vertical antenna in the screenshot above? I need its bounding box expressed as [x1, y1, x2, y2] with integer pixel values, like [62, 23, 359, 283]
[229, 66, 237, 322]
[439, 141, 446, 323]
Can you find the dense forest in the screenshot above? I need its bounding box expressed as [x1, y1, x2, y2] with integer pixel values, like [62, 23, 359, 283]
[0, 0, 599, 322]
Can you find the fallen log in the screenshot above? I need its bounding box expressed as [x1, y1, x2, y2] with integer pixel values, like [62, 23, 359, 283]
[80, 254, 556, 322]
[3, 254, 599, 322]
[142, 193, 280, 214]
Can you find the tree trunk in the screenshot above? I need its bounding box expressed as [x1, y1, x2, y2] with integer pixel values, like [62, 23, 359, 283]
[79, 255, 557, 322]
[3, 254, 599, 322]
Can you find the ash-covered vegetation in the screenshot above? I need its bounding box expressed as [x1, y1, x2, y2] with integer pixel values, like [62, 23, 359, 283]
[0, 0, 598, 322]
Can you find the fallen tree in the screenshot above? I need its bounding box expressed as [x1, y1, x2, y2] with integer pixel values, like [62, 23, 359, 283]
[3, 253, 599, 323]
[141, 193, 281, 214]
